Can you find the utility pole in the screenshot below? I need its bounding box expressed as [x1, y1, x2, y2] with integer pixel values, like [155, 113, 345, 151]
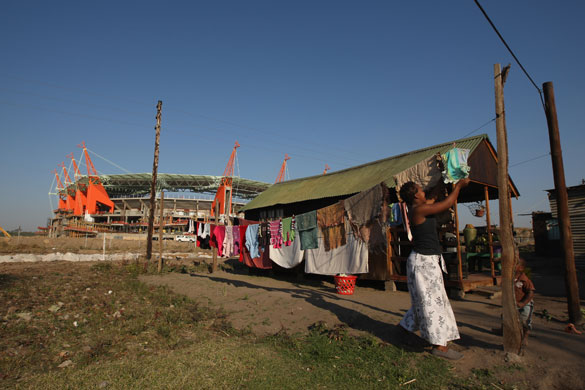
[158, 191, 164, 273]
[543, 82, 582, 324]
[494, 63, 523, 353]
[146, 100, 163, 261]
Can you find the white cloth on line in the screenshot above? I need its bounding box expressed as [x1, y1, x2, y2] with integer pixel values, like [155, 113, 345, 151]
[394, 154, 443, 195]
[399, 251, 460, 347]
[304, 233, 369, 275]
[269, 233, 304, 269]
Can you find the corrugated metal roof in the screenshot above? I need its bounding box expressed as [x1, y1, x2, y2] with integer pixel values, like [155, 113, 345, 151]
[242, 134, 487, 211]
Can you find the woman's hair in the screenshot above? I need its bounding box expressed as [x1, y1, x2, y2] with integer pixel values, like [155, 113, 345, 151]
[399, 181, 418, 205]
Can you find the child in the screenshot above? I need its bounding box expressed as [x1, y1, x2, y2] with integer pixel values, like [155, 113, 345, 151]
[515, 257, 535, 343]
[493, 257, 535, 344]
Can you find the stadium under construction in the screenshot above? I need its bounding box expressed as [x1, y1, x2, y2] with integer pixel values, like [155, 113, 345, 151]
[48, 142, 271, 238]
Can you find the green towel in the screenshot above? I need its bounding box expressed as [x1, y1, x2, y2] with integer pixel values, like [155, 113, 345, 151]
[296, 210, 318, 250]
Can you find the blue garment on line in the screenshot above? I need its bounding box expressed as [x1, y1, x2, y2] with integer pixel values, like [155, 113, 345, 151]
[442, 148, 471, 183]
[245, 224, 261, 258]
[388, 203, 403, 227]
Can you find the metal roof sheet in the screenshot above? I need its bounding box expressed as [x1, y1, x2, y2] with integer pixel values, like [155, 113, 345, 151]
[242, 134, 487, 211]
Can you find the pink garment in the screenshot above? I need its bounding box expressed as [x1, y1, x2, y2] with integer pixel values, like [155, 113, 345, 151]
[223, 226, 234, 257]
[211, 225, 226, 257]
[269, 220, 282, 249]
[400, 202, 413, 241]
[232, 226, 241, 255]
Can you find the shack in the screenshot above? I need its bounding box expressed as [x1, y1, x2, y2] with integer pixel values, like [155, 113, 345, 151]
[242, 134, 519, 293]
[546, 183, 585, 269]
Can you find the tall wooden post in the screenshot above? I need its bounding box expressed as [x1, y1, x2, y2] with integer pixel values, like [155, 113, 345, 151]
[494, 64, 523, 353]
[146, 101, 163, 260]
[158, 191, 164, 273]
[484, 186, 495, 282]
[543, 82, 582, 324]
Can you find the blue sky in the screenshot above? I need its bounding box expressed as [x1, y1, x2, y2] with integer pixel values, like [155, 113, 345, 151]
[1, 1, 584, 231]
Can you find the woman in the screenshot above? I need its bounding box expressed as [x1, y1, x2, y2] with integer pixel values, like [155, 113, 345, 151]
[398, 178, 469, 360]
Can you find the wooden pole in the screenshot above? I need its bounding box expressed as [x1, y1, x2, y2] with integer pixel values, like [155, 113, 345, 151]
[158, 191, 164, 273]
[454, 200, 463, 284]
[484, 186, 495, 282]
[211, 201, 219, 273]
[543, 82, 582, 324]
[146, 100, 163, 261]
[494, 64, 523, 353]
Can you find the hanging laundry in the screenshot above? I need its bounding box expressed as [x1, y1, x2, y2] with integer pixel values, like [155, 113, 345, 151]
[296, 210, 318, 250]
[344, 183, 385, 226]
[317, 201, 346, 251]
[304, 232, 369, 275]
[442, 148, 471, 183]
[394, 154, 443, 196]
[211, 225, 226, 257]
[400, 202, 413, 241]
[232, 225, 241, 256]
[388, 203, 403, 227]
[269, 220, 283, 249]
[269, 232, 304, 269]
[245, 224, 261, 259]
[223, 226, 234, 257]
[241, 224, 271, 269]
[198, 223, 210, 239]
[281, 216, 295, 246]
[258, 222, 270, 247]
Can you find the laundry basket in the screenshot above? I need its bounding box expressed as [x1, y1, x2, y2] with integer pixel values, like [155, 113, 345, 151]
[334, 275, 358, 295]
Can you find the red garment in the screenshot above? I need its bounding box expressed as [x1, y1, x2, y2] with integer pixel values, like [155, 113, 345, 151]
[210, 225, 226, 257]
[195, 222, 201, 247]
[239, 225, 248, 262]
[239, 224, 271, 269]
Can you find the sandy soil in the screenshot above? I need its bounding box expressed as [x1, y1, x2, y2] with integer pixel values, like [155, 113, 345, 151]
[141, 255, 585, 390]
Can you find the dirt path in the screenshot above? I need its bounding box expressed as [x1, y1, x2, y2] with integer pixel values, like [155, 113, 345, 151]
[141, 258, 585, 390]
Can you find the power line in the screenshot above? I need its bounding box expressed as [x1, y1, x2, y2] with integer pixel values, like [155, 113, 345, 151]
[457, 117, 496, 140]
[473, 0, 545, 109]
[509, 152, 550, 168]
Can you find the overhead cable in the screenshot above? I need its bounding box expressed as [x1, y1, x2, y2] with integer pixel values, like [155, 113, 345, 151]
[473, 0, 545, 109]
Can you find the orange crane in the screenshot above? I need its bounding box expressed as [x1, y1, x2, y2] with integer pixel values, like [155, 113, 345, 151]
[322, 164, 330, 175]
[78, 142, 114, 215]
[58, 162, 76, 211]
[52, 169, 68, 211]
[67, 152, 87, 216]
[211, 141, 240, 217]
[275, 154, 290, 183]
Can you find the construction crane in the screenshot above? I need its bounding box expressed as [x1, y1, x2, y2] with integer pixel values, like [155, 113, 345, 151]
[78, 141, 114, 214]
[211, 141, 240, 218]
[322, 164, 330, 175]
[0, 226, 12, 237]
[275, 154, 290, 183]
[67, 152, 87, 216]
[58, 162, 76, 211]
[52, 168, 68, 211]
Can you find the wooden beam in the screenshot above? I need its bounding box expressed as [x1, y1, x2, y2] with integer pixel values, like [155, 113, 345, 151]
[485, 185, 495, 282]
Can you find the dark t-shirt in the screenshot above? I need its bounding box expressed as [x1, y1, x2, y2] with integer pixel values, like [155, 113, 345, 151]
[411, 216, 442, 255]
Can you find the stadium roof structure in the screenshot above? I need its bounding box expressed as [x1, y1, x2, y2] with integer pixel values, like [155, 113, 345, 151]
[64, 173, 271, 199]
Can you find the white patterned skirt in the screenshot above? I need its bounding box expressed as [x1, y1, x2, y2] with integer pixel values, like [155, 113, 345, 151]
[399, 251, 460, 346]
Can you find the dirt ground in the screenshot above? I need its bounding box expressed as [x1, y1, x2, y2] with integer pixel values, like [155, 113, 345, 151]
[2, 237, 585, 389]
[141, 255, 585, 390]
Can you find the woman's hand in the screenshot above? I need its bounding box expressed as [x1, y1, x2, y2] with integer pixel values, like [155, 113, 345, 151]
[457, 178, 471, 189]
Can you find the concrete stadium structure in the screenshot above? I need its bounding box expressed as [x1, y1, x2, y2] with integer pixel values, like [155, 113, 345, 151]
[50, 173, 271, 238]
